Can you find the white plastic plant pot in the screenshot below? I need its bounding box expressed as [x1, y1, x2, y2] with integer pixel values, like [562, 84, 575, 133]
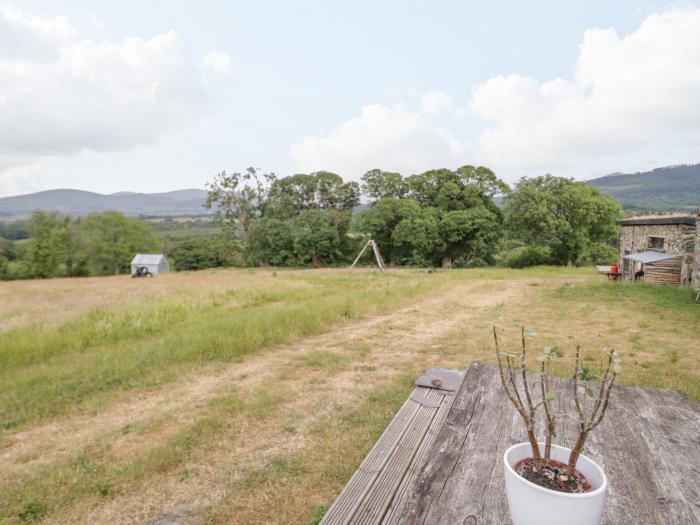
[503, 442, 608, 525]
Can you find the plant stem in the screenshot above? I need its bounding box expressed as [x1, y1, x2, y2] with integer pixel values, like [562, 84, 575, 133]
[519, 327, 541, 467]
[527, 429, 542, 466]
[567, 430, 589, 476]
[539, 355, 555, 462]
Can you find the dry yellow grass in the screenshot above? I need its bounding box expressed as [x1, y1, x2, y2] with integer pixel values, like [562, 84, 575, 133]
[0, 267, 697, 524]
[0, 268, 323, 332]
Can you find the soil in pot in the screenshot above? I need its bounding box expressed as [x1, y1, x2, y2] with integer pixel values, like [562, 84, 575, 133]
[514, 458, 591, 494]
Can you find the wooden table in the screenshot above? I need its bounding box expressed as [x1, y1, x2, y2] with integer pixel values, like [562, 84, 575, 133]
[322, 363, 700, 525]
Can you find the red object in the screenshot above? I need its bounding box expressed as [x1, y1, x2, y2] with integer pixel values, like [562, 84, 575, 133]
[610, 263, 618, 274]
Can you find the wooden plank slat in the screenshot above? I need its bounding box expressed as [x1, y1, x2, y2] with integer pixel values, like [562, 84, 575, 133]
[320, 386, 429, 525]
[382, 391, 455, 524]
[352, 388, 445, 524]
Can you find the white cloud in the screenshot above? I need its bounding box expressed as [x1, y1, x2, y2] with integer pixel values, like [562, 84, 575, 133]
[470, 7, 700, 174]
[420, 91, 454, 114]
[292, 8, 700, 181]
[201, 50, 232, 75]
[0, 163, 45, 196]
[291, 101, 469, 178]
[0, 6, 75, 62]
[0, 7, 211, 174]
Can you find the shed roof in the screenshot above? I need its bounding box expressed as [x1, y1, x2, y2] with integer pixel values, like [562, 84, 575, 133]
[131, 253, 167, 265]
[622, 251, 681, 264]
[617, 214, 696, 226]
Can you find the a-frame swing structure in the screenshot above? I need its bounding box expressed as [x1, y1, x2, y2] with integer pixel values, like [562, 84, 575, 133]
[349, 239, 386, 272]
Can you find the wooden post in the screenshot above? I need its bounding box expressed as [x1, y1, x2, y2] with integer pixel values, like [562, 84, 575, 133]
[349, 239, 386, 272]
[349, 240, 370, 271]
[370, 240, 385, 272]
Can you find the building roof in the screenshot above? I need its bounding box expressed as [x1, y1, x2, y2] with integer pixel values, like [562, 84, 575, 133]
[617, 214, 696, 226]
[622, 251, 681, 264]
[131, 253, 167, 265]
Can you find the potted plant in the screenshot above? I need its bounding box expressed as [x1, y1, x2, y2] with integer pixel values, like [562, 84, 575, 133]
[493, 326, 621, 525]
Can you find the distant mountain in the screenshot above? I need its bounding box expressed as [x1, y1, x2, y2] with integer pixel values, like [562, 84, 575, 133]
[0, 188, 209, 220]
[3, 164, 698, 220]
[587, 164, 700, 213]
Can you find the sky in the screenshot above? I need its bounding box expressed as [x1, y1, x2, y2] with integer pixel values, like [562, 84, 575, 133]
[1, 1, 700, 197]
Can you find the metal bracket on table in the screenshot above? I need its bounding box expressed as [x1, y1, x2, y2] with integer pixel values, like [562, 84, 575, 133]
[414, 367, 465, 396]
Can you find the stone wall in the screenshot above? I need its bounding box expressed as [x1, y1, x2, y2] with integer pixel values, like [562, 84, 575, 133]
[618, 223, 695, 257]
[619, 221, 696, 285]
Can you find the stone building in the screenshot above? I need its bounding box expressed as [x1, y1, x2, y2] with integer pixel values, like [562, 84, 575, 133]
[617, 212, 697, 286]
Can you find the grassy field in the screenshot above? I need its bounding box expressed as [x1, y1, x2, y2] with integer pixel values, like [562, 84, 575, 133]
[0, 267, 698, 524]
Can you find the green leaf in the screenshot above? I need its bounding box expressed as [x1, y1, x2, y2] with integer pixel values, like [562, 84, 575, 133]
[544, 393, 556, 401]
[580, 367, 597, 381]
[613, 364, 622, 375]
[543, 346, 552, 355]
[585, 387, 594, 398]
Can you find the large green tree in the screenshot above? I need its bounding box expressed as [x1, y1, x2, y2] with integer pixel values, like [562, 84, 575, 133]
[409, 166, 508, 267]
[266, 171, 360, 219]
[504, 175, 622, 266]
[353, 197, 424, 263]
[0, 239, 31, 280]
[406, 165, 509, 213]
[26, 211, 74, 278]
[169, 237, 224, 271]
[245, 217, 295, 266]
[390, 207, 440, 265]
[205, 170, 359, 268]
[80, 212, 161, 275]
[355, 165, 508, 267]
[291, 210, 350, 267]
[438, 207, 501, 268]
[361, 169, 407, 203]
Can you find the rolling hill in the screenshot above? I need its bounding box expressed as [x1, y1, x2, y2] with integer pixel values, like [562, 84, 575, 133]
[587, 164, 700, 213]
[1, 164, 698, 220]
[0, 188, 209, 219]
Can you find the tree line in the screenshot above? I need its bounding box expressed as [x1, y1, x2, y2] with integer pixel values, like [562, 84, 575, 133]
[0, 165, 623, 280]
[205, 166, 622, 269]
[0, 211, 161, 279]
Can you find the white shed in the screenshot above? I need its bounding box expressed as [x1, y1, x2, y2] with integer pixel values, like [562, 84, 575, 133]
[131, 254, 169, 275]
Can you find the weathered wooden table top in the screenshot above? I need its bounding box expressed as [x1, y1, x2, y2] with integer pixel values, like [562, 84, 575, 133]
[403, 362, 700, 525]
[323, 362, 700, 525]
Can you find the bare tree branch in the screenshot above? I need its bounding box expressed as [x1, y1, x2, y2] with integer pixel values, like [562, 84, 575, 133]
[567, 347, 620, 475]
[494, 327, 526, 418]
[571, 345, 586, 431]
